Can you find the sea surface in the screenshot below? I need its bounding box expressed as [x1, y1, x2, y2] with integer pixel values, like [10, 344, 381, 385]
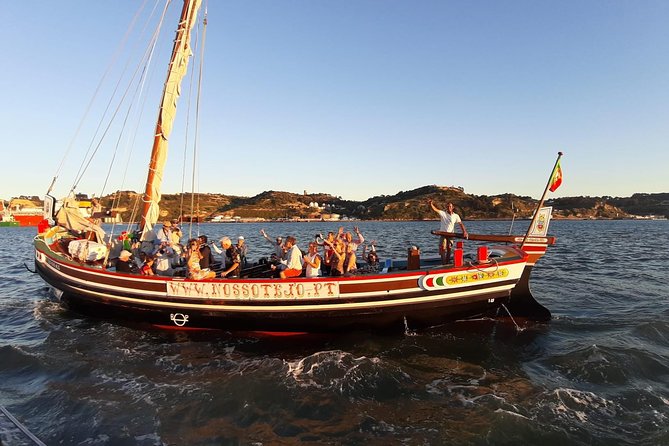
[0, 220, 667, 445]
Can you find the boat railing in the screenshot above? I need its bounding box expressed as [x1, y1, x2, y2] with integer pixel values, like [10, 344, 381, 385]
[431, 230, 556, 246]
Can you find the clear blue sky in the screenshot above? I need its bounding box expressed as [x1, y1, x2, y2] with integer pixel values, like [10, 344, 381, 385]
[2, 0, 668, 202]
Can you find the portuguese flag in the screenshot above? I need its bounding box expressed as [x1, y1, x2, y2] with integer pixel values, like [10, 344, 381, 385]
[549, 159, 563, 192]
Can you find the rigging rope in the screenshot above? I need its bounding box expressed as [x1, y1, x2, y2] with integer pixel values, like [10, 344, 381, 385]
[78, 0, 170, 247]
[46, 0, 151, 196]
[100, 0, 168, 201]
[184, 5, 208, 240]
[181, 14, 199, 233]
[70, 0, 172, 196]
[193, 6, 208, 238]
[102, 0, 170, 245]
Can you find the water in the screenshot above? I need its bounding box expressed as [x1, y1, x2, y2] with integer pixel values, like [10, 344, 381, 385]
[1, 220, 667, 445]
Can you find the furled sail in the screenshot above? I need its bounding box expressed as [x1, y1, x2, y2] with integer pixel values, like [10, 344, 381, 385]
[140, 0, 202, 240]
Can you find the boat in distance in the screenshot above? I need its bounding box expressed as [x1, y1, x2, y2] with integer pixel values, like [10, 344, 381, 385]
[32, 0, 558, 333]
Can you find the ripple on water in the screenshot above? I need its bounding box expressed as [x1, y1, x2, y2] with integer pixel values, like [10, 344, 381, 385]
[631, 320, 669, 347]
[0, 301, 49, 349]
[528, 387, 669, 445]
[545, 343, 669, 387]
[0, 221, 668, 445]
[0, 345, 51, 398]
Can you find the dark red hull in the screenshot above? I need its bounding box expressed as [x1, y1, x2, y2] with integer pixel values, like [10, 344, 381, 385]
[33, 236, 543, 333]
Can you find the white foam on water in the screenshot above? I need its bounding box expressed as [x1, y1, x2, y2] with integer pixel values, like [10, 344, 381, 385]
[494, 408, 530, 420]
[80, 433, 110, 445]
[547, 387, 617, 424]
[134, 432, 163, 444]
[285, 350, 384, 392]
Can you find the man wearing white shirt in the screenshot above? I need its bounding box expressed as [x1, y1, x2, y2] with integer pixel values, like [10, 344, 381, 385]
[429, 200, 468, 264]
[277, 236, 303, 279]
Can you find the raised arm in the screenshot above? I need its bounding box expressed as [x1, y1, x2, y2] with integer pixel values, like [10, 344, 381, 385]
[352, 226, 364, 245]
[259, 229, 274, 245]
[212, 244, 222, 255]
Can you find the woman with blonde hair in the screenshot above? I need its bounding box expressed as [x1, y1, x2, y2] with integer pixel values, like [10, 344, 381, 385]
[187, 239, 215, 280]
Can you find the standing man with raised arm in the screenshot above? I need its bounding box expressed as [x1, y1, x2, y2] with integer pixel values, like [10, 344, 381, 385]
[429, 200, 468, 264]
[259, 228, 285, 260]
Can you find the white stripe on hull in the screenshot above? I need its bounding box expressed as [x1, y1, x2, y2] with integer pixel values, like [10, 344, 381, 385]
[59, 281, 515, 313]
[37, 246, 526, 302]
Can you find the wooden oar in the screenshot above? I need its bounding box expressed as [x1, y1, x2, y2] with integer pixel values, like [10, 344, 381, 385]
[431, 230, 556, 245]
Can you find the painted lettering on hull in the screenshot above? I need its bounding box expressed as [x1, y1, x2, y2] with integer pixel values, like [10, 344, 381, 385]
[167, 281, 340, 299]
[419, 268, 510, 290]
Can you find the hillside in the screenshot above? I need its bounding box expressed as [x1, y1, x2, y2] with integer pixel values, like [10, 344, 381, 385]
[7, 189, 668, 221]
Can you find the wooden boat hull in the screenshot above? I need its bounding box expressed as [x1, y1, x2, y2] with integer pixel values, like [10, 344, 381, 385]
[34, 237, 528, 332]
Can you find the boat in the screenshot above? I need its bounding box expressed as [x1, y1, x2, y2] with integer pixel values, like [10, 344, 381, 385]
[33, 1, 559, 333]
[8, 198, 44, 226]
[0, 200, 19, 227]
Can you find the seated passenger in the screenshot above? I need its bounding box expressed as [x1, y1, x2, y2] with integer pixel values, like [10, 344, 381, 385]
[273, 236, 303, 279]
[153, 245, 175, 276]
[335, 226, 364, 251]
[140, 255, 156, 276]
[344, 244, 357, 274]
[169, 219, 182, 245]
[154, 221, 173, 246]
[187, 239, 216, 280]
[317, 231, 336, 275]
[325, 239, 345, 277]
[363, 241, 379, 267]
[198, 235, 215, 271]
[236, 236, 248, 268]
[219, 237, 241, 278]
[115, 250, 139, 274]
[303, 242, 322, 278]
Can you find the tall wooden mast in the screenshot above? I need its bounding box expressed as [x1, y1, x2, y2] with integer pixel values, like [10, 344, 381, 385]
[139, 0, 202, 237]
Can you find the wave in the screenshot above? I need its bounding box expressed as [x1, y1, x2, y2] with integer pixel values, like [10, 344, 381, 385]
[285, 350, 412, 401]
[545, 343, 669, 387]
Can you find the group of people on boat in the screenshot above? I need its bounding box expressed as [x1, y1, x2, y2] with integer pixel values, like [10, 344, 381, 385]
[259, 226, 380, 279]
[52, 194, 467, 279]
[113, 219, 188, 277]
[108, 219, 382, 281]
[111, 221, 243, 280]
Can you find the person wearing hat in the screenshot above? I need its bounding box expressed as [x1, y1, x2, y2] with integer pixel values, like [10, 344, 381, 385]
[115, 250, 138, 274]
[169, 219, 182, 245]
[154, 220, 172, 246]
[236, 236, 248, 268]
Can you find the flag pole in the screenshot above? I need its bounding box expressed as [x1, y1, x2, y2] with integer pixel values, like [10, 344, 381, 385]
[521, 152, 563, 248]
